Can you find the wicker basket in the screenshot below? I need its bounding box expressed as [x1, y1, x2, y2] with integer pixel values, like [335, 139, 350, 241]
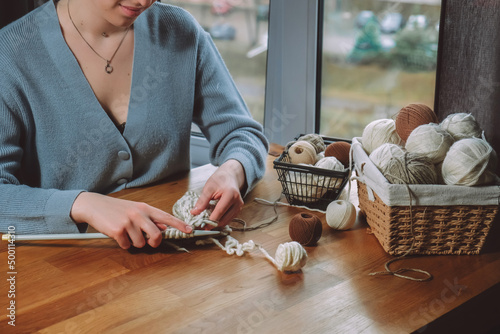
[352, 137, 499, 255]
[274, 135, 351, 211]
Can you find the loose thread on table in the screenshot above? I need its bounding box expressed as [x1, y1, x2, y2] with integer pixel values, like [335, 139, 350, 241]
[229, 196, 329, 232]
[368, 177, 433, 282]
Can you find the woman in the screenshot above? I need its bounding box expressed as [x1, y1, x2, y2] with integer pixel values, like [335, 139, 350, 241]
[0, 0, 268, 249]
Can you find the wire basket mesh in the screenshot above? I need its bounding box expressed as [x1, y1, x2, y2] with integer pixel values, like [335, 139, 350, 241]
[273, 136, 351, 210]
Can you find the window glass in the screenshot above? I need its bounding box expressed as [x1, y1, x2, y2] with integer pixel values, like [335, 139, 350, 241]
[161, 0, 269, 127]
[320, 0, 441, 139]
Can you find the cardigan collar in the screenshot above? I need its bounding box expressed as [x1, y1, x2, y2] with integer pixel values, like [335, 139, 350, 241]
[36, 0, 150, 144]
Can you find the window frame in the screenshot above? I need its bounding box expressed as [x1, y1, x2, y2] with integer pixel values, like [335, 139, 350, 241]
[191, 0, 321, 166]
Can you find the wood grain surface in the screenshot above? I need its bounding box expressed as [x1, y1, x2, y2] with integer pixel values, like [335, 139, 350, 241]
[1, 144, 499, 333]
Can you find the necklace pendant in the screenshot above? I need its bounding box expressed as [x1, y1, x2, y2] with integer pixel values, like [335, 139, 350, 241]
[105, 62, 113, 74]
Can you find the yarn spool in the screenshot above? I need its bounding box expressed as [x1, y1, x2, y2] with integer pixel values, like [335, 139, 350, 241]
[440, 113, 483, 140]
[381, 152, 438, 185]
[325, 200, 356, 230]
[369, 143, 405, 171]
[324, 141, 352, 166]
[441, 138, 498, 186]
[289, 213, 323, 246]
[288, 141, 318, 165]
[395, 103, 438, 142]
[296, 133, 326, 154]
[273, 242, 308, 272]
[405, 123, 455, 164]
[361, 119, 403, 155]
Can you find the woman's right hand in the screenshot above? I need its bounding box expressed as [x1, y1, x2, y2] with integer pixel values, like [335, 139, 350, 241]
[70, 192, 192, 249]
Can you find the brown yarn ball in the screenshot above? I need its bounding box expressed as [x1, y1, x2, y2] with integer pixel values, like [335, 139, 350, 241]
[289, 212, 322, 246]
[395, 103, 438, 142]
[324, 141, 351, 166]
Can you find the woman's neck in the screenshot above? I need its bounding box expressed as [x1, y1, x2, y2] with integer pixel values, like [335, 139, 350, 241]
[61, 0, 130, 39]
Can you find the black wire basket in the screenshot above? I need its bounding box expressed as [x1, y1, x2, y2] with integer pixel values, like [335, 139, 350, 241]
[273, 135, 352, 211]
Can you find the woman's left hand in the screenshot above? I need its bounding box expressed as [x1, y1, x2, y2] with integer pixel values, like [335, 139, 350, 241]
[190, 159, 247, 228]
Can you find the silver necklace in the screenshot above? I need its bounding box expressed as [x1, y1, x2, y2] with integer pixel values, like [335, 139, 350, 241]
[67, 0, 130, 74]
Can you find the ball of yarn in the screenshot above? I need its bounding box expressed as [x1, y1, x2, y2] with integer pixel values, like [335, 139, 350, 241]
[314, 157, 346, 192]
[361, 119, 403, 155]
[324, 141, 351, 166]
[440, 113, 483, 140]
[274, 241, 308, 272]
[325, 200, 357, 230]
[405, 123, 455, 164]
[296, 133, 326, 153]
[285, 170, 326, 202]
[395, 103, 438, 142]
[289, 213, 323, 246]
[288, 141, 318, 165]
[381, 152, 438, 185]
[369, 143, 406, 171]
[441, 138, 498, 186]
[315, 156, 345, 171]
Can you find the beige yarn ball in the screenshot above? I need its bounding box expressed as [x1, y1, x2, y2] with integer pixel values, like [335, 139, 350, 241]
[297, 134, 326, 153]
[288, 141, 318, 165]
[315, 156, 345, 171]
[381, 152, 438, 185]
[325, 200, 357, 230]
[441, 138, 498, 186]
[369, 143, 406, 171]
[314, 157, 346, 191]
[405, 123, 455, 164]
[362, 119, 403, 155]
[285, 169, 326, 203]
[274, 242, 308, 272]
[440, 113, 483, 140]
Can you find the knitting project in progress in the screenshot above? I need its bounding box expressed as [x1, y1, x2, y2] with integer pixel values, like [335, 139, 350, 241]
[167, 191, 308, 273]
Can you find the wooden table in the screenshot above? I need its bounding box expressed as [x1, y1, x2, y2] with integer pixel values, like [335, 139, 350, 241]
[1, 145, 500, 333]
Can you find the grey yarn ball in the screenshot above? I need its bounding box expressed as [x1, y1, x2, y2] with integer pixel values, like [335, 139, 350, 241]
[381, 152, 438, 185]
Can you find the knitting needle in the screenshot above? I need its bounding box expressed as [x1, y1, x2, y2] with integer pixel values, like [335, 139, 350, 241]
[1, 230, 221, 242]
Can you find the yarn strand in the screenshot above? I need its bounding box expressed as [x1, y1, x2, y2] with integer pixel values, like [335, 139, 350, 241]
[171, 191, 308, 273]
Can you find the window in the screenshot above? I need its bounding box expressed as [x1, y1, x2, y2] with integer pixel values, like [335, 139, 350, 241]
[170, 0, 441, 160]
[319, 0, 441, 139]
[160, 0, 270, 166]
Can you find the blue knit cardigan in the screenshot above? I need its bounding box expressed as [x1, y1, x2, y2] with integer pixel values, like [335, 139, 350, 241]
[0, 1, 268, 234]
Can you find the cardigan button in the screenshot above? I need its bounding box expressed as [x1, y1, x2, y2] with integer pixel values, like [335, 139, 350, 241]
[117, 178, 128, 185]
[118, 151, 130, 160]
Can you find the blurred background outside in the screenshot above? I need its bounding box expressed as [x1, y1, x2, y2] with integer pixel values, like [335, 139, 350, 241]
[162, 0, 441, 140]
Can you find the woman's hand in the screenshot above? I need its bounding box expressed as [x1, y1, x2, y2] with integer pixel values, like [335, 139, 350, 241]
[191, 159, 247, 228]
[70, 192, 193, 249]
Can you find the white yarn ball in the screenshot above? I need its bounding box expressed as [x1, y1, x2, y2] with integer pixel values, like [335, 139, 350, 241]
[362, 119, 403, 155]
[288, 141, 318, 165]
[369, 143, 406, 171]
[286, 169, 326, 202]
[315, 156, 345, 171]
[442, 138, 498, 186]
[274, 241, 308, 272]
[440, 113, 483, 140]
[314, 157, 346, 191]
[325, 200, 357, 230]
[405, 123, 455, 164]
